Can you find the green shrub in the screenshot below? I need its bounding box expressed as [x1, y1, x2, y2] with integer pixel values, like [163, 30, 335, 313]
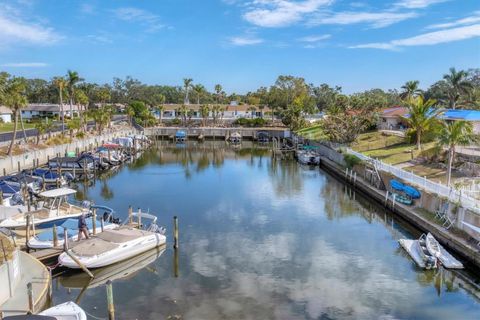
[233, 117, 266, 127]
[344, 153, 363, 168]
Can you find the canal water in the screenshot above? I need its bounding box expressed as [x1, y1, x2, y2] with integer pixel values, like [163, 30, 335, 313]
[52, 142, 479, 319]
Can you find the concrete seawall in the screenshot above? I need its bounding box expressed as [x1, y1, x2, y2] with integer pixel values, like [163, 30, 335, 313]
[0, 129, 137, 175]
[319, 156, 480, 269]
[144, 127, 289, 140]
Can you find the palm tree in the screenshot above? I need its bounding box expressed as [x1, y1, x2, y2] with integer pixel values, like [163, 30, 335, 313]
[443, 68, 473, 109]
[178, 105, 188, 126]
[183, 78, 193, 104]
[53, 76, 67, 133]
[193, 84, 205, 105]
[214, 84, 223, 103]
[400, 80, 422, 100]
[126, 105, 135, 127]
[4, 78, 28, 155]
[199, 105, 210, 127]
[66, 70, 83, 119]
[67, 118, 81, 139]
[402, 96, 442, 150]
[34, 121, 47, 145]
[75, 89, 89, 130]
[156, 105, 165, 125]
[437, 120, 478, 186]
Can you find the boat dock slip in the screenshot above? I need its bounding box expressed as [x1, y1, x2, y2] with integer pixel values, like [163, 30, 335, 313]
[399, 239, 426, 268]
[399, 239, 464, 269]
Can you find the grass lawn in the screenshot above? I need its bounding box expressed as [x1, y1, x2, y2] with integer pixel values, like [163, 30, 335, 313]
[0, 122, 35, 133]
[296, 125, 325, 140]
[351, 131, 436, 165]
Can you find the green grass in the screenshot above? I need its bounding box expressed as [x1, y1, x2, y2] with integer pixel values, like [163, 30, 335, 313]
[351, 131, 436, 165]
[0, 122, 35, 133]
[296, 125, 326, 140]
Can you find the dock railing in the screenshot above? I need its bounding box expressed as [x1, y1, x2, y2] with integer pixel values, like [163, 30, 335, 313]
[345, 148, 480, 214]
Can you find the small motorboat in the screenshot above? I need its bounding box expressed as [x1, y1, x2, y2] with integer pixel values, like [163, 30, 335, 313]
[257, 131, 270, 143]
[175, 130, 187, 142]
[418, 234, 437, 269]
[0, 173, 42, 194]
[296, 150, 320, 165]
[229, 132, 242, 144]
[27, 217, 118, 249]
[59, 211, 166, 269]
[425, 233, 441, 258]
[48, 153, 96, 171]
[0, 188, 91, 229]
[3, 301, 87, 320]
[391, 193, 413, 205]
[24, 168, 68, 186]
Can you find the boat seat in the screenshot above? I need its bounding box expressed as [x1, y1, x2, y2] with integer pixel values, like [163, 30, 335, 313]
[71, 237, 119, 257]
[96, 227, 151, 243]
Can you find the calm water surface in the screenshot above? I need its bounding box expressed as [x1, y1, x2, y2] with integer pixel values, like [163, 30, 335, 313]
[52, 142, 480, 319]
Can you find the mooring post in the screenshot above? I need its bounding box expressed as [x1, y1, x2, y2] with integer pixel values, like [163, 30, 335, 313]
[27, 282, 34, 314]
[63, 227, 69, 251]
[48, 267, 53, 304]
[384, 191, 389, 207]
[174, 247, 179, 278]
[128, 205, 133, 224]
[174, 216, 179, 249]
[92, 208, 97, 235]
[101, 218, 104, 232]
[106, 280, 115, 320]
[0, 190, 3, 205]
[138, 208, 142, 228]
[53, 225, 58, 247]
[25, 214, 31, 251]
[42, 176, 46, 191]
[56, 178, 60, 188]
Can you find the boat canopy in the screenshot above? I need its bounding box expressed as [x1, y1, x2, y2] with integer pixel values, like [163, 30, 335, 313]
[403, 185, 421, 199]
[32, 168, 60, 179]
[0, 181, 19, 194]
[175, 130, 186, 138]
[39, 188, 77, 198]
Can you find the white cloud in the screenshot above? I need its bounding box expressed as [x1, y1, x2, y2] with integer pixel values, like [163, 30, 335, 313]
[298, 34, 331, 42]
[113, 7, 165, 32]
[350, 24, 480, 50]
[426, 11, 480, 30]
[395, 0, 450, 9]
[309, 11, 418, 28]
[229, 35, 264, 46]
[1, 62, 48, 67]
[243, 0, 333, 28]
[0, 9, 61, 48]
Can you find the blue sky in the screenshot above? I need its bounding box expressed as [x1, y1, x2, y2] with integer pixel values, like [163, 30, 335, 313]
[0, 0, 479, 94]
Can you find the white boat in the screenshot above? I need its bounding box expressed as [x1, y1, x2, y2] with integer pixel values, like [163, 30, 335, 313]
[418, 234, 437, 269]
[229, 132, 242, 144]
[37, 301, 86, 320]
[296, 150, 320, 165]
[425, 233, 441, 258]
[59, 211, 166, 269]
[27, 218, 118, 249]
[0, 188, 90, 229]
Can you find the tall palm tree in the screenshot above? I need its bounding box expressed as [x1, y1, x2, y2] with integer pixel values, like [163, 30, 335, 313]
[400, 80, 422, 100]
[214, 84, 223, 103]
[183, 78, 193, 104]
[443, 67, 473, 109]
[53, 76, 67, 133]
[437, 120, 477, 186]
[66, 70, 83, 119]
[178, 104, 188, 126]
[193, 84, 205, 105]
[156, 105, 165, 125]
[402, 96, 442, 150]
[4, 78, 28, 155]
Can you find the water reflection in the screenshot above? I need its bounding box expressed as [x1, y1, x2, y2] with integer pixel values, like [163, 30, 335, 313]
[51, 142, 480, 320]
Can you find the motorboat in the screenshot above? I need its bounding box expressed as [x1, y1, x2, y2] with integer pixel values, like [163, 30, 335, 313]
[229, 132, 242, 144]
[0, 188, 91, 229]
[418, 234, 437, 269]
[27, 217, 118, 249]
[296, 150, 320, 165]
[0, 173, 42, 194]
[425, 233, 441, 258]
[3, 301, 87, 320]
[24, 168, 68, 186]
[175, 130, 187, 142]
[48, 153, 96, 171]
[257, 131, 270, 143]
[59, 211, 166, 269]
[0, 181, 20, 198]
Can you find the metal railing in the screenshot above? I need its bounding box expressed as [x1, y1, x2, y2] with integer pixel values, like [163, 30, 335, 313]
[346, 148, 480, 214]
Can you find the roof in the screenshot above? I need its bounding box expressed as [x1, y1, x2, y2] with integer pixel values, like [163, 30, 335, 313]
[161, 103, 272, 112]
[39, 187, 77, 198]
[441, 109, 480, 121]
[22, 103, 82, 112]
[0, 106, 12, 114]
[380, 106, 408, 118]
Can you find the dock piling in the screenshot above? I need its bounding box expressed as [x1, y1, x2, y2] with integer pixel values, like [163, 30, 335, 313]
[138, 208, 142, 228]
[92, 208, 97, 235]
[128, 205, 133, 224]
[174, 247, 179, 278]
[52, 225, 58, 247]
[106, 280, 115, 320]
[63, 227, 68, 251]
[26, 214, 31, 251]
[27, 282, 34, 314]
[173, 216, 179, 249]
[101, 218, 104, 232]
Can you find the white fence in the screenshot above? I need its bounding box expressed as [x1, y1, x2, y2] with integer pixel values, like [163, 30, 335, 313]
[346, 148, 480, 214]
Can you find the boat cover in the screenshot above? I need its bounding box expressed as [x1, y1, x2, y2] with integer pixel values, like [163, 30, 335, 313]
[0, 181, 19, 194]
[36, 218, 112, 241]
[32, 169, 59, 179]
[390, 179, 405, 191]
[176, 130, 186, 137]
[403, 185, 421, 199]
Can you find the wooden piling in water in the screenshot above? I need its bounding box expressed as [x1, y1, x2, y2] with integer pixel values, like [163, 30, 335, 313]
[101, 219, 104, 232]
[92, 208, 97, 235]
[27, 282, 34, 314]
[106, 280, 115, 320]
[138, 208, 142, 228]
[173, 216, 179, 249]
[128, 205, 132, 224]
[52, 225, 58, 247]
[174, 247, 179, 278]
[63, 227, 69, 251]
[25, 214, 31, 252]
[0, 190, 3, 206]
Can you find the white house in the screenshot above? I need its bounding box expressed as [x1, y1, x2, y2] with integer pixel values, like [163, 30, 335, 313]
[378, 106, 408, 130]
[155, 103, 272, 120]
[0, 106, 12, 123]
[21, 103, 82, 120]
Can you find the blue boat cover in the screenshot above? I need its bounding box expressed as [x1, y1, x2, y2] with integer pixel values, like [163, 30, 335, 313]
[403, 185, 421, 199]
[390, 179, 405, 191]
[176, 130, 186, 137]
[0, 181, 20, 194]
[32, 169, 59, 179]
[36, 218, 111, 241]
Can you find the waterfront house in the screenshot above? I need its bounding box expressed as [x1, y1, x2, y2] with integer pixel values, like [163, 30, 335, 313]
[21, 103, 82, 120]
[440, 109, 480, 134]
[0, 106, 12, 123]
[377, 106, 408, 130]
